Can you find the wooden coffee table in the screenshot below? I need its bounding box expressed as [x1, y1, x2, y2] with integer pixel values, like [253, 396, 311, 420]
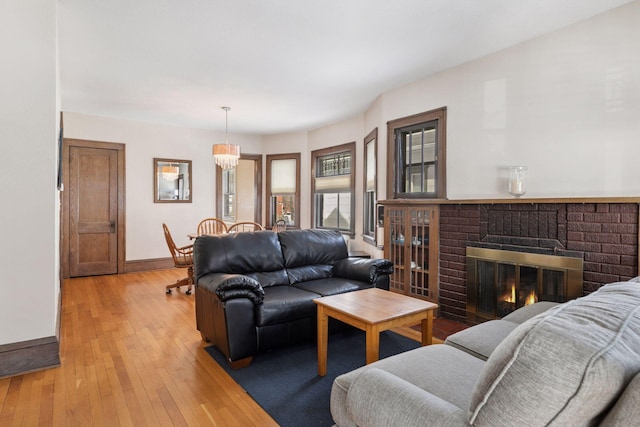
[314, 288, 438, 376]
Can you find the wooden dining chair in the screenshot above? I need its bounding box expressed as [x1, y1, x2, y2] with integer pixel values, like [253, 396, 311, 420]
[197, 218, 229, 236]
[162, 223, 194, 295]
[228, 221, 264, 233]
[271, 219, 287, 232]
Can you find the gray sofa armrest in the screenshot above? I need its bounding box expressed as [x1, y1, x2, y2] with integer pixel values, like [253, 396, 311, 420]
[332, 257, 393, 285]
[197, 273, 265, 304]
[345, 368, 469, 427]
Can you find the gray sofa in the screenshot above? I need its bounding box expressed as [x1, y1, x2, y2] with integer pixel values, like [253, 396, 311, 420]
[331, 280, 640, 426]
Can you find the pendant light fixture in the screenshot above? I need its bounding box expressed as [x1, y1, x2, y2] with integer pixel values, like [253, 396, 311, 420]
[212, 106, 240, 170]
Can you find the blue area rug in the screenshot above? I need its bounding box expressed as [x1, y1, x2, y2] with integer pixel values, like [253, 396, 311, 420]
[205, 328, 420, 426]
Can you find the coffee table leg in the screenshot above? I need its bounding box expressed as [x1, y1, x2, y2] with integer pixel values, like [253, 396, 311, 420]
[421, 309, 433, 346]
[365, 325, 380, 364]
[317, 306, 328, 376]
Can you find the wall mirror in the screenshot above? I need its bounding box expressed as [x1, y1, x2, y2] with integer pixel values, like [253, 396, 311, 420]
[154, 158, 192, 203]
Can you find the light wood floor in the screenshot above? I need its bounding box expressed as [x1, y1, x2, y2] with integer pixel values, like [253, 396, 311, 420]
[0, 270, 279, 426]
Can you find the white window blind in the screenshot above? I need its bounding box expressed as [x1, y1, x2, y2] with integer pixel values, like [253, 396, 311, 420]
[366, 141, 375, 191]
[315, 175, 350, 193]
[271, 158, 297, 193]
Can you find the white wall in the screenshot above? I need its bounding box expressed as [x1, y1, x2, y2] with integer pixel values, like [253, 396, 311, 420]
[265, 1, 640, 256]
[298, 1, 640, 201]
[0, 0, 58, 345]
[382, 0, 640, 199]
[3, 0, 636, 352]
[63, 113, 263, 260]
[62, 1, 640, 261]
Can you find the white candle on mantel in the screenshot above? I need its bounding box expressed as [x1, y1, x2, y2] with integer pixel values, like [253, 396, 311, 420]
[508, 166, 527, 196]
[510, 178, 524, 195]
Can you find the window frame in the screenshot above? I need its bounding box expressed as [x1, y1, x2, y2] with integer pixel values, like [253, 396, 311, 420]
[363, 128, 377, 246]
[311, 142, 356, 236]
[266, 153, 301, 229]
[387, 107, 447, 199]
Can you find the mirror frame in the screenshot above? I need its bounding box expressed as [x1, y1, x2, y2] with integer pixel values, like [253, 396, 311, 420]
[154, 158, 192, 203]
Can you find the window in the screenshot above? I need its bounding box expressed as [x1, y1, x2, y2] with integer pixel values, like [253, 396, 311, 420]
[266, 153, 300, 229]
[363, 128, 377, 245]
[222, 168, 235, 221]
[312, 142, 355, 235]
[387, 107, 446, 199]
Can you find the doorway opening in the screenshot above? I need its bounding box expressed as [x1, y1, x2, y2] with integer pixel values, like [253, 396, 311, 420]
[216, 153, 263, 226]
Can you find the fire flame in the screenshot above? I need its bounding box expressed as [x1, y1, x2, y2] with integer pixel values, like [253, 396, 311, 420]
[503, 285, 538, 306]
[504, 285, 516, 303]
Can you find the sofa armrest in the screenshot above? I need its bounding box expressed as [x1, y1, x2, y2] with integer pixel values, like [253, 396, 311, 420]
[332, 258, 393, 285]
[197, 273, 265, 304]
[345, 368, 468, 427]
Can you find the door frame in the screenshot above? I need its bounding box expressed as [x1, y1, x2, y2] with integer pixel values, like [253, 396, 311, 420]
[61, 138, 126, 278]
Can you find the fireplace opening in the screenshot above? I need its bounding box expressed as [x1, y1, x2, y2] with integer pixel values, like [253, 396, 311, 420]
[466, 247, 583, 322]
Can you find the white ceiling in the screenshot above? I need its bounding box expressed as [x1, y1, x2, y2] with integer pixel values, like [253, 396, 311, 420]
[58, 0, 634, 135]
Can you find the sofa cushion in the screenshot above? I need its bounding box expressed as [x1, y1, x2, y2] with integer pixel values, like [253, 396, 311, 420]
[244, 270, 289, 288]
[331, 344, 485, 427]
[293, 277, 368, 297]
[278, 229, 348, 283]
[445, 320, 519, 361]
[255, 285, 319, 326]
[469, 281, 640, 426]
[194, 231, 287, 285]
[286, 264, 333, 284]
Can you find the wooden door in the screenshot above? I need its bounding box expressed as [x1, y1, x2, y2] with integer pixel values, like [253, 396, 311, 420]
[69, 146, 119, 276]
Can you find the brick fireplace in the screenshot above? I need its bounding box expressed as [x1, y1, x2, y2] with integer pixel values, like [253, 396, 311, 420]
[438, 202, 639, 323]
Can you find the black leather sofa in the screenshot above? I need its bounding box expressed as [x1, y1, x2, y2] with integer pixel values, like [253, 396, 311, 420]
[193, 229, 393, 368]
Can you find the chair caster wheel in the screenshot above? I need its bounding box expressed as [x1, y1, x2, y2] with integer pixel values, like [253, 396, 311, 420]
[166, 289, 172, 294]
[186, 289, 192, 295]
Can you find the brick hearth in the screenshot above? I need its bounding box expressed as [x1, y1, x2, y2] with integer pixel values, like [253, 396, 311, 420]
[438, 203, 639, 323]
